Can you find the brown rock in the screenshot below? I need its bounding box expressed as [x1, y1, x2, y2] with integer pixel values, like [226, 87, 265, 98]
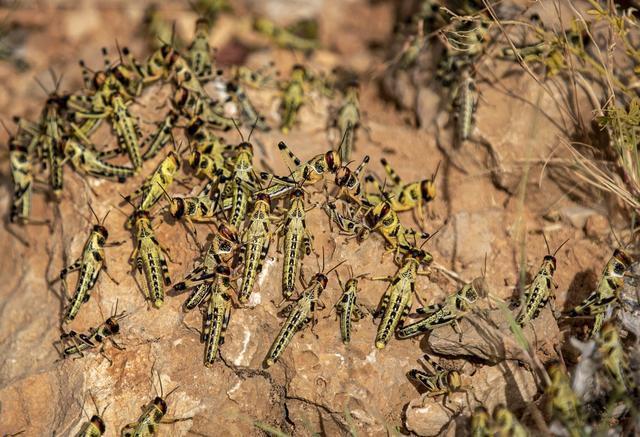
[428, 305, 560, 365]
[584, 214, 610, 239]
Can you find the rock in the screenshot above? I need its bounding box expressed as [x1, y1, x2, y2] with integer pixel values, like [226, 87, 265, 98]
[558, 206, 596, 229]
[434, 211, 500, 267]
[428, 304, 560, 365]
[584, 214, 610, 239]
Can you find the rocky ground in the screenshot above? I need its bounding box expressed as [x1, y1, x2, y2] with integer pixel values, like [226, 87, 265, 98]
[0, 1, 630, 436]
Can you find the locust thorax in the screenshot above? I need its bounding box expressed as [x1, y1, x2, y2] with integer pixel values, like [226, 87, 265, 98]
[90, 415, 106, 434]
[420, 179, 436, 202]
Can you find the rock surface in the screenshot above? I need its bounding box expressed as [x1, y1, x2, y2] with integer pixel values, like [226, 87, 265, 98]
[0, 1, 622, 436]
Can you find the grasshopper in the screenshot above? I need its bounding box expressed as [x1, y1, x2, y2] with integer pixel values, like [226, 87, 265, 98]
[226, 81, 269, 131]
[172, 224, 239, 310]
[491, 405, 529, 437]
[62, 137, 135, 182]
[279, 65, 306, 133]
[121, 371, 190, 436]
[59, 302, 126, 359]
[397, 276, 487, 339]
[202, 265, 234, 366]
[322, 199, 370, 241]
[280, 186, 313, 298]
[334, 155, 369, 204]
[142, 113, 177, 161]
[74, 393, 109, 437]
[516, 237, 569, 326]
[227, 140, 256, 228]
[330, 268, 368, 344]
[172, 86, 234, 131]
[568, 249, 632, 337]
[365, 159, 439, 225]
[259, 142, 341, 200]
[546, 362, 584, 437]
[186, 118, 231, 181]
[129, 209, 171, 308]
[408, 355, 462, 398]
[124, 151, 181, 215]
[334, 81, 360, 163]
[8, 130, 35, 224]
[161, 181, 217, 240]
[59, 207, 117, 323]
[143, 44, 175, 84]
[188, 18, 214, 80]
[452, 68, 478, 145]
[231, 63, 276, 89]
[598, 321, 632, 392]
[374, 248, 431, 349]
[365, 197, 431, 258]
[39, 91, 68, 196]
[75, 92, 143, 170]
[110, 93, 143, 169]
[254, 17, 319, 52]
[238, 193, 275, 303]
[264, 261, 344, 368]
[470, 405, 492, 437]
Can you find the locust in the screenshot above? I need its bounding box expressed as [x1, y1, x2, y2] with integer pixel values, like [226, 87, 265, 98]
[202, 265, 234, 366]
[186, 117, 231, 181]
[110, 93, 143, 169]
[279, 65, 306, 133]
[365, 197, 431, 258]
[226, 81, 269, 131]
[374, 248, 431, 349]
[334, 81, 360, 163]
[172, 223, 239, 311]
[259, 142, 341, 200]
[75, 393, 109, 437]
[546, 362, 584, 437]
[254, 17, 319, 52]
[264, 261, 343, 368]
[365, 158, 438, 226]
[397, 276, 487, 339]
[452, 68, 478, 145]
[227, 140, 256, 228]
[172, 86, 234, 131]
[129, 209, 171, 308]
[124, 151, 181, 215]
[38, 91, 68, 196]
[322, 199, 370, 241]
[232, 63, 276, 89]
[408, 354, 462, 398]
[121, 372, 190, 436]
[334, 155, 369, 204]
[568, 249, 632, 337]
[470, 405, 492, 437]
[280, 186, 313, 298]
[161, 181, 217, 239]
[330, 269, 368, 344]
[516, 238, 569, 326]
[598, 321, 632, 392]
[142, 113, 177, 161]
[143, 44, 175, 84]
[8, 130, 35, 224]
[238, 193, 274, 303]
[188, 18, 214, 80]
[75, 92, 143, 170]
[492, 405, 529, 437]
[59, 302, 126, 359]
[62, 137, 135, 182]
[59, 207, 116, 323]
